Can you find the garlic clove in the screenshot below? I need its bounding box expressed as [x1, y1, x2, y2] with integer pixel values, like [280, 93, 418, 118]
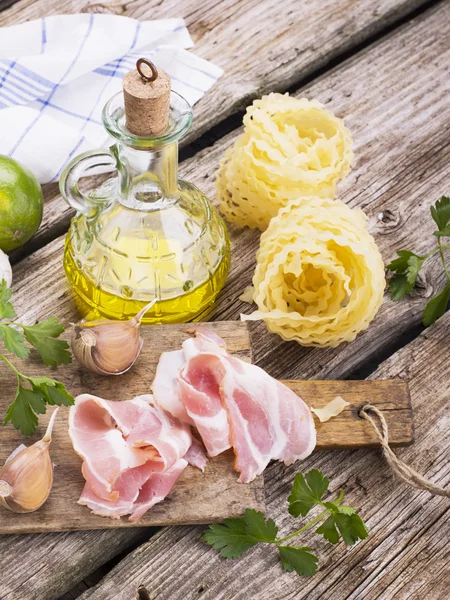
[71, 300, 156, 376]
[0, 408, 58, 514]
[0, 249, 12, 288]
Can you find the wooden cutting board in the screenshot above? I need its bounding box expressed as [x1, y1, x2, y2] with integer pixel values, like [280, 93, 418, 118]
[0, 322, 413, 534]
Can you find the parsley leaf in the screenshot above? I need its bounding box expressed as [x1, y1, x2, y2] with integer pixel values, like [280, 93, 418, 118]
[388, 273, 413, 301]
[3, 377, 74, 436]
[21, 317, 72, 366]
[278, 546, 318, 576]
[0, 324, 29, 359]
[3, 385, 47, 436]
[405, 255, 425, 286]
[386, 250, 416, 272]
[288, 469, 329, 517]
[430, 196, 450, 232]
[338, 505, 356, 515]
[422, 284, 450, 327]
[30, 377, 74, 407]
[0, 280, 16, 320]
[386, 251, 425, 298]
[316, 510, 368, 546]
[315, 515, 339, 544]
[434, 225, 450, 238]
[335, 513, 369, 545]
[203, 509, 278, 558]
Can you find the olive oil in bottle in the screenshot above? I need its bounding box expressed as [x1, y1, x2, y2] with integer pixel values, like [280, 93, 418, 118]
[60, 61, 230, 323]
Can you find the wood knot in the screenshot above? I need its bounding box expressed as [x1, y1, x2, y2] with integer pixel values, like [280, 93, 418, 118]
[411, 273, 428, 298]
[81, 3, 124, 14]
[372, 207, 403, 234]
[136, 585, 152, 600]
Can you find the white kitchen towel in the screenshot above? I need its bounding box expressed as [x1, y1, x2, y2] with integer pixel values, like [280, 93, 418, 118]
[0, 14, 223, 183]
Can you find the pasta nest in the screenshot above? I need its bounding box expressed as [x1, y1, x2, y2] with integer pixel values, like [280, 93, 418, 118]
[217, 93, 354, 230]
[241, 197, 386, 347]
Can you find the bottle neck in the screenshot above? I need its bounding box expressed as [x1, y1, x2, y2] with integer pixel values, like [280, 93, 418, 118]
[115, 141, 179, 210]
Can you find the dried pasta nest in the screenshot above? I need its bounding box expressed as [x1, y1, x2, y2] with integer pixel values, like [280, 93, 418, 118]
[241, 197, 386, 347]
[217, 93, 354, 230]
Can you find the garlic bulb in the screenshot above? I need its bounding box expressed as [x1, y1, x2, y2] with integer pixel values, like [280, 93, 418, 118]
[0, 249, 12, 288]
[71, 300, 156, 376]
[0, 408, 58, 513]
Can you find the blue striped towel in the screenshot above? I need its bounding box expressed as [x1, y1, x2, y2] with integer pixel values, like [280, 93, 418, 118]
[0, 14, 223, 183]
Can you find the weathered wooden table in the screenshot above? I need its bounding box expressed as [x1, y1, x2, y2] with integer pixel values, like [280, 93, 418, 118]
[0, 0, 449, 598]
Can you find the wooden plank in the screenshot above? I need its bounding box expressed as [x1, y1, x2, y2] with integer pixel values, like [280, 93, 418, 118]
[0, 0, 431, 154]
[1, 0, 433, 259]
[75, 277, 450, 600]
[0, 318, 412, 534]
[0, 450, 264, 534]
[58, 5, 448, 598]
[0, 322, 265, 534]
[8, 0, 450, 382]
[292, 380, 413, 449]
[0, 2, 447, 598]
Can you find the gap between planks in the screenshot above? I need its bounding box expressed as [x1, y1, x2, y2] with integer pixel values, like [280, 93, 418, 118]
[74, 309, 450, 600]
[0, 323, 413, 535]
[4, 0, 441, 263]
[0, 0, 446, 597]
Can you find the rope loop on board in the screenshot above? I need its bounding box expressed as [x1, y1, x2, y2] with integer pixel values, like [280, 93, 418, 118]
[360, 404, 449, 498]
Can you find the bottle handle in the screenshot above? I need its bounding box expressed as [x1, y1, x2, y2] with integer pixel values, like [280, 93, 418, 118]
[59, 148, 118, 215]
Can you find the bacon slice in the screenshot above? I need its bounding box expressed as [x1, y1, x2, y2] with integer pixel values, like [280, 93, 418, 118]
[184, 437, 208, 472]
[153, 332, 231, 457]
[69, 394, 191, 519]
[79, 459, 188, 520]
[219, 356, 316, 482]
[128, 459, 188, 521]
[152, 350, 193, 424]
[155, 330, 316, 483]
[125, 395, 192, 468]
[69, 395, 154, 501]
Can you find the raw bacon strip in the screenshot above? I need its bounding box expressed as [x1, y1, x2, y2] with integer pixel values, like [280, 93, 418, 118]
[124, 395, 192, 469]
[78, 459, 187, 520]
[184, 438, 208, 472]
[152, 350, 193, 424]
[78, 461, 166, 518]
[152, 331, 227, 425]
[153, 332, 231, 457]
[178, 332, 316, 483]
[129, 459, 188, 521]
[182, 328, 227, 359]
[69, 395, 155, 501]
[178, 375, 231, 457]
[221, 357, 316, 482]
[69, 394, 192, 514]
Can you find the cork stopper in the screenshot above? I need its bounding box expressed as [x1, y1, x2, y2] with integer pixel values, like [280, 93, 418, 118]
[123, 59, 171, 137]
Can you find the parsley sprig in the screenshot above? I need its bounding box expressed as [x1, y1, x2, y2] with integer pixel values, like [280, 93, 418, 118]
[0, 279, 74, 436]
[387, 196, 450, 326]
[203, 469, 368, 577]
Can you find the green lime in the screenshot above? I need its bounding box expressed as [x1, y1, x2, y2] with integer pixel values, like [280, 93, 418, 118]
[0, 155, 43, 252]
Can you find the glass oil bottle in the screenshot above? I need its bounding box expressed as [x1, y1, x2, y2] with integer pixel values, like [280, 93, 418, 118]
[60, 59, 230, 324]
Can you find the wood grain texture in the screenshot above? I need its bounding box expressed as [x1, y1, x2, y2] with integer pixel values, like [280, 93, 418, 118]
[4, 0, 435, 262]
[0, 0, 446, 598]
[0, 0, 17, 12]
[9, 1, 450, 383]
[291, 380, 413, 449]
[76, 293, 450, 600]
[0, 322, 266, 534]
[0, 320, 412, 534]
[0, 0, 431, 154]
